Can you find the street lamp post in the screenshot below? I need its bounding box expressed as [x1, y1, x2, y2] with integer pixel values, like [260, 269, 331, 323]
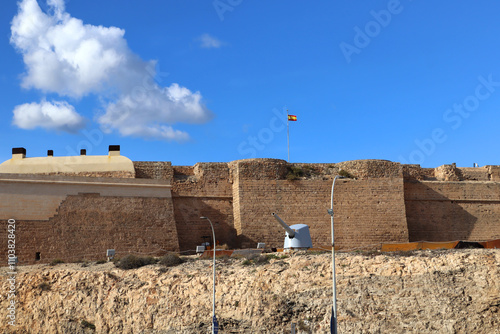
[327, 175, 344, 334]
[200, 216, 217, 334]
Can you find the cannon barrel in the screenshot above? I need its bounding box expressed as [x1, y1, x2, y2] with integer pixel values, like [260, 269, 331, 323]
[272, 212, 295, 238]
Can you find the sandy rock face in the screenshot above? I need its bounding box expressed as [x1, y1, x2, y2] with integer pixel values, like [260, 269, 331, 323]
[0, 249, 499, 333]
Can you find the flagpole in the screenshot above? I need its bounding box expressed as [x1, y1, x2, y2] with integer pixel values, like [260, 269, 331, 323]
[287, 109, 290, 162]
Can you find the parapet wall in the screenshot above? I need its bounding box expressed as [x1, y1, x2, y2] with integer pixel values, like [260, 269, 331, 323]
[230, 159, 409, 249]
[134, 161, 173, 180]
[0, 174, 176, 264]
[403, 164, 500, 181]
[405, 181, 500, 242]
[0, 174, 172, 221]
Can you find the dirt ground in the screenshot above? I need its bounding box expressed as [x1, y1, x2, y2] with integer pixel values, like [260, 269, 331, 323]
[1, 249, 499, 333]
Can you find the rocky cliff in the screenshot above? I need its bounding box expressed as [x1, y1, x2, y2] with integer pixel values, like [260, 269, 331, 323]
[1, 249, 499, 333]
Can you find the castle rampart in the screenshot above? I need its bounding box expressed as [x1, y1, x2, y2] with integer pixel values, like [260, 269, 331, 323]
[1, 146, 499, 264]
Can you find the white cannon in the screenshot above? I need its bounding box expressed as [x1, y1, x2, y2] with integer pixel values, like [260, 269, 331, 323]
[272, 213, 313, 250]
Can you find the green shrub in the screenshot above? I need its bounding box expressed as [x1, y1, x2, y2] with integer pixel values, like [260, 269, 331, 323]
[38, 282, 51, 292]
[253, 255, 269, 265]
[50, 259, 64, 266]
[338, 169, 355, 179]
[308, 250, 328, 255]
[266, 254, 279, 260]
[81, 320, 96, 330]
[241, 259, 252, 266]
[286, 166, 304, 180]
[106, 272, 119, 280]
[302, 165, 318, 176]
[240, 255, 271, 266]
[95, 259, 107, 265]
[159, 253, 183, 267]
[114, 255, 157, 270]
[266, 253, 289, 260]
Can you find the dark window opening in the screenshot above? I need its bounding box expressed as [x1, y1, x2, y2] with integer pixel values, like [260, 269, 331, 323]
[35, 252, 41, 261]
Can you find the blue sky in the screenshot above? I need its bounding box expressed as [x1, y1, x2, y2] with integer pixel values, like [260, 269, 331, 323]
[1, 0, 500, 167]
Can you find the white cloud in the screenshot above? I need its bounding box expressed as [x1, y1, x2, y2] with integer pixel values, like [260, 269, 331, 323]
[12, 100, 86, 133]
[99, 83, 211, 141]
[10, 0, 213, 141]
[198, 33, 223, 49]
[10, 0, 126, 97]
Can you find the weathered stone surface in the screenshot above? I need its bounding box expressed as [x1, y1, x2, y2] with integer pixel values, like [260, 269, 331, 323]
[172, 163, 236, 251]
[134, 161, 173, 180]
[404, 181, 500, 242]
[0, 249, 498, 333]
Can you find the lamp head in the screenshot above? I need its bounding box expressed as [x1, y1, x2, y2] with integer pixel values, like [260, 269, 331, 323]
[200, 216, 207, 219]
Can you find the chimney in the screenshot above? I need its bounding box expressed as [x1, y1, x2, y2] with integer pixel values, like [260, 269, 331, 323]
[80, 149, 87, 156]
[109, 145, 120, 157]
[12, 147, 26, 160]
[47, 150, 54, 157]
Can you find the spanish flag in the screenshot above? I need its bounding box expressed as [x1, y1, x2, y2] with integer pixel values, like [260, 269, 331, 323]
[288, 114, 297, 121]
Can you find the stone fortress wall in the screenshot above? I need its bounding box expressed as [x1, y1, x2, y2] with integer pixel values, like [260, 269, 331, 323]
[1, 147, 499, 264]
